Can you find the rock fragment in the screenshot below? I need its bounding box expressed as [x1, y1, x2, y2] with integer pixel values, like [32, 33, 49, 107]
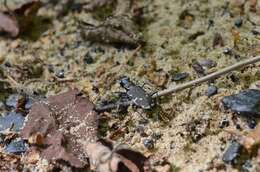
[4, 140, 28, 155]
[0, 112, 25, 132]
[171, 72, 189, 81]
[206, 85, 218, 97]
[222, 141, 241, 165]
[222, 89, 260, 117]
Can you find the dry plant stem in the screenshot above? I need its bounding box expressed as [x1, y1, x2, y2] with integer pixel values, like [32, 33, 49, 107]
[152, 55, 260, 98]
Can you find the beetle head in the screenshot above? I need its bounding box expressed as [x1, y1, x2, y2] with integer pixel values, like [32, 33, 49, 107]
[119, 76, 132, 90]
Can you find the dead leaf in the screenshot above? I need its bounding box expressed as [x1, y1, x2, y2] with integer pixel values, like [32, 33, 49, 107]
[81, 15, 142, 48]
[0, 0, 42, 37]
[21, 89, 150, 171]
[249, 0, 257, 12]
[84, 141, 151, 172]
[0, 13, 19, 37]
[213, 32, 224, 48]
[21, 89, 98, 168]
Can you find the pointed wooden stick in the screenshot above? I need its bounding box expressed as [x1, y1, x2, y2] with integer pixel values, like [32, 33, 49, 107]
[152, 56, 260, 98]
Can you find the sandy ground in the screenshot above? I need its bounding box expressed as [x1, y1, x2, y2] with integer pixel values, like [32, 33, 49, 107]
[0, 0, 260, 171]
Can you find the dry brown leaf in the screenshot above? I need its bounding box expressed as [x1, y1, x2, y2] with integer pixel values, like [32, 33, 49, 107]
[21, 89, 98, 168]
[21, 89, 150, 171]
[0, 12, 19, 37]
[85, 141, 151, 172]
[82, 15, 142, 48]
[0, 0, 42, 37]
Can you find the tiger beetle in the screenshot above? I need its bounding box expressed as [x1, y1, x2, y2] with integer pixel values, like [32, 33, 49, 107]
[95, 76, 155, 112]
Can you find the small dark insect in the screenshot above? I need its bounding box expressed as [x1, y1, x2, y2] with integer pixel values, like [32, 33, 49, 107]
[119, 76, 155, 110]
[95, 77, 155, 112]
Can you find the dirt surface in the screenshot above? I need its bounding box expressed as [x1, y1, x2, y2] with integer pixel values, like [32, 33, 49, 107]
[0, 0, 260, 172]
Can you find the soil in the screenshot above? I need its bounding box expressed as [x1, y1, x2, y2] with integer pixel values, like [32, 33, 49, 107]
[0, 0, 259, 172]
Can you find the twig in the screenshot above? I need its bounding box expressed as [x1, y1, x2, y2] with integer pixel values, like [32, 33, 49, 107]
[152, 55, 260, 98]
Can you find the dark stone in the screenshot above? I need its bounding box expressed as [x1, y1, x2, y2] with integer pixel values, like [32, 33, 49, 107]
[5, 94, 22, 109]
[219, 118, 229, 128]
[197, 59, 217, 69]
[222, 141, 241, 164]
[55, 70, 65, 78]
[252, 29, 260, 35]
[208, 19, 214, 29]
[247, 118, 257, 129]
[0, 112, 25, 132]
[213, 32, 224, 48]
[192, 62, 205, 76]
[25, 98, 33, 110]
[236, 124, 241, 130]
[222, 89, 260, 117]
[206, 86, 218, 97]
[234, 18, 243, 27]
[143, 138, 154, 149]
[4, 140, 27, 154]
[223, 47, 232, 55]
[0, 133, 3, 144]
[84, 53, 94, 64]
[5, 94, 32, 110]
[172, 72, 189, 81]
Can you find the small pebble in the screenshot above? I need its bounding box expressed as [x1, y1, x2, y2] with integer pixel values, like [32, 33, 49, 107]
[143, 138, 154, 150]
[247, 118, 256, 129]
[25, 98, 33, 110]
[192, 62, 205, 76]
[251, 29, 260, 35]
[0, 112, 25, 132]
[219, 118, 229, 128]
[222, 89, 260, 118]
[208, 19, 214, 29]
[5, 94, 25, 109]
[206, 85, 218, 97]
[84, 53, 94, 64]
[55, 69, 65, 78]
[4, 140, 27, 155]
[223, 47, 232, 55]
[234, 18, 243, 28]
[197, 59, 217, 68]
[172, 72, 189, 81]
[222, 141, 241, 164]
[236, 124, 241, 130]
